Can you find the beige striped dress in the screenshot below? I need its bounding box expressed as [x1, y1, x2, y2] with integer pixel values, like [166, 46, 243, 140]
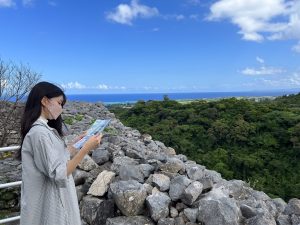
[20, 117, 81, 225]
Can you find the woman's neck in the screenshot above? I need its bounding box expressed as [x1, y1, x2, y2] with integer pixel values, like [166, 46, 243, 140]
[39, 114, 48, 123]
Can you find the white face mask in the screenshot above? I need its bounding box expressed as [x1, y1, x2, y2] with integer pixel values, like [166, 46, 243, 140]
[47, 99, 63, 120]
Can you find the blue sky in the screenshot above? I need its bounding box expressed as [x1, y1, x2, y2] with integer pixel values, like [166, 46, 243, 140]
[0, 0, 300, 93]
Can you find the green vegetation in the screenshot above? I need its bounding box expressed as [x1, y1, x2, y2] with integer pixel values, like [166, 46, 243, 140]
[75, 114, 84, 121]
[110, 93, 300, 200]
[63, 114, 84, 125]
[64, 116, 74, 125]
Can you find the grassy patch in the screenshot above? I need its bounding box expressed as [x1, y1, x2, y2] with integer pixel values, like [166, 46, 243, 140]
[75, 114, 84, 121]
[64, 116, 74, 125]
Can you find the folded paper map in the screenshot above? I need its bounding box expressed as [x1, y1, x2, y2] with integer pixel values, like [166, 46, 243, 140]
[73, 119, 111, 149]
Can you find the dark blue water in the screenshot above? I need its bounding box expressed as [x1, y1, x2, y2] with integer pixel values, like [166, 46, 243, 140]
[66, 90, 299, 104]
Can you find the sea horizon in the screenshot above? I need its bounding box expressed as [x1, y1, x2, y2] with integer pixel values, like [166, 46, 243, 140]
[66, 89, 300, 104]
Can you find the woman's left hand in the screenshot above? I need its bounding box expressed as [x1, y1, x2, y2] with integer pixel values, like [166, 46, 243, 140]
[72, 130, 87, 143]
[67, 131, 88, 157]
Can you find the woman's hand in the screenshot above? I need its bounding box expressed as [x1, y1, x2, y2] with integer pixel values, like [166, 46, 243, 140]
[82, 133, 102, 154]
[72, 130, 87, 144]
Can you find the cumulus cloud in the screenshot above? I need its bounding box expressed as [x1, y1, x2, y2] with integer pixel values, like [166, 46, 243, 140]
[61, 82, 86, 89]
[292, 41, 300, 53]
[259, 72, 300, 87]
[0, 0, 15, 8]
[61, 82, 127, 91]
[163, 14, 185, 21]
[97, 84, 109, 90]
[241, 57, 285, 76]
[106, 0, 159, 25]
[207, 0, 300, 49]
[241, 67, 285, 76]
[256, 57, 265, 64]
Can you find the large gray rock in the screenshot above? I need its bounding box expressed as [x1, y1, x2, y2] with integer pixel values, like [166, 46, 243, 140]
[184, 208, 198, 223]
[182, 181, 203, 205]
[169, 175, 191, 201]
[78, 155, 99, 171]
[80, 195, 114, 225]
[284, 198, 300, 215]
[174, 216, 185, 225]
[111, 156, 139, 174]
[291, 214, 300, 225]
[139, 164, 155, 178]
[72, 169, 89, 185]
[110, 180, 147, 216]
[198, 177, 213, 192]
[146, 192, 171, 222]
[92, 148, 110, 165]
[245, 215, 277, 225]
[124, 146, 146, 159]
[75, 185, 84, 202]
[87, 170, 116, 196]
[276, 214, 291, 225]
[160, 157, 185, 173]
[273, 198, 287, 213]
[152, 173, 171, 191]
[158, 218, 175, 225]
[142, 134, 152, 144]
[170, 206, 179, 218]
[119, 165, 145, 182]
[203, 169, 223, 183]
[106, 216, 155, 225]
[197, 197, 240, 225]
[240, 204, 258, 219]
[185, 164, 205, 181]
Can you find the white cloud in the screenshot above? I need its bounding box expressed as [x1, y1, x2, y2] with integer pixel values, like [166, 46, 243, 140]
[163, 14, 185, 21]
[241, 57, 285, 76]
[143, 86, 159, 91]
[207, 0, 300, 50]
[259, 72, 300, 87]
[0, 0, 15, 7]
[241, 66, 285, 76]
[175, 14, 185, 21]
[61, 82, 127, 91]
[288, 72, 300, 85]
[22, 0, 34, 7]
[61, 82, 86, 89]
[256, 57, 264, 64]
[106, 0, 158, 25]
[292, 41, 300, 53]
[97, 84, 109, 90]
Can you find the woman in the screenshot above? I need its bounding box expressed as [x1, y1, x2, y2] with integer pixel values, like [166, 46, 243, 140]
[17, 81, 101, 225]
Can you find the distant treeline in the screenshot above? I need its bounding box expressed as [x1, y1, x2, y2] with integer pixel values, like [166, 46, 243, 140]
[109, 94, 300, 200]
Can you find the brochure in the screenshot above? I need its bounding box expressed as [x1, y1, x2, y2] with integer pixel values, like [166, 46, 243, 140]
[73, 119, 111, 149]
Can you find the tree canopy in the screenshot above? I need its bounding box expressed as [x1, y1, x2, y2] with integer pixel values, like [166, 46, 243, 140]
[110, 94, 300, 200]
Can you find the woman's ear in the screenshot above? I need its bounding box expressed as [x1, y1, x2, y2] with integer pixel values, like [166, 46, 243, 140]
[41, 96, 48, 107]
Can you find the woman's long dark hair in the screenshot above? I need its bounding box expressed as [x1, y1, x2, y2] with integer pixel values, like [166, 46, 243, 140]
[15, 81, 66, 161]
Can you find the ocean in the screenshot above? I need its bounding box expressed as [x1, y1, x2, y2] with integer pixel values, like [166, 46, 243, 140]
[66, 90, 299, 105]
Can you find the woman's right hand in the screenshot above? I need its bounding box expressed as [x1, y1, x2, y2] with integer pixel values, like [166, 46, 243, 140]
[82, 133, 102, 154]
